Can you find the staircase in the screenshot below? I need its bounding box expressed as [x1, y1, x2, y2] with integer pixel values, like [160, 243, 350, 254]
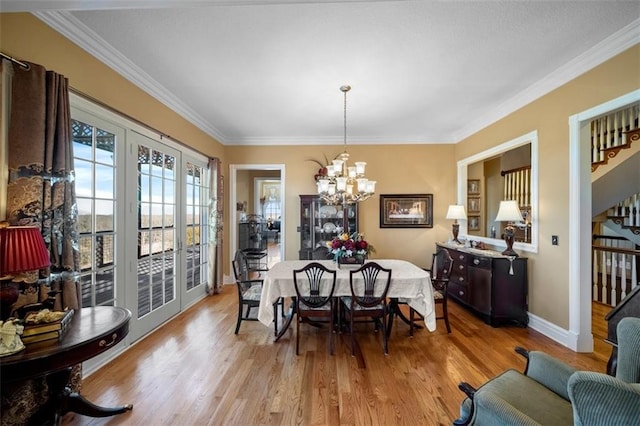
[591, 103, 640, 307]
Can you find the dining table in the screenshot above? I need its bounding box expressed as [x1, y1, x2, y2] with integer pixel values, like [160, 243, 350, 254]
[258, 259, 435, 341]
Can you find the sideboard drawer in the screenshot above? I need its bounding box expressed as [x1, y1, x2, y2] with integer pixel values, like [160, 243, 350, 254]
[448, 281, 468, 303]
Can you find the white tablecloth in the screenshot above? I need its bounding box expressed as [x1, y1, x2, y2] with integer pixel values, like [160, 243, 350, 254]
[257, 259, 436, 331]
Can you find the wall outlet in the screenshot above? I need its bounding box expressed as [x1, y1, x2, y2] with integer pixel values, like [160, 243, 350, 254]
[552, 235, 558, 245]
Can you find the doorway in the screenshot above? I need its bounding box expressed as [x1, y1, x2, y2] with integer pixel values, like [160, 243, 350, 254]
[568, 89, 640, 352]
[229, 164, 286, 276]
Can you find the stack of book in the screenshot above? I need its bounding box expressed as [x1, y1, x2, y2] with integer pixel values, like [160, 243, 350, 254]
[21, 309, 74, 344]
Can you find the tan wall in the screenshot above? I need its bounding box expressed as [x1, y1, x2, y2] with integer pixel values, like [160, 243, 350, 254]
[0, 13, 224, 159]
[455, 44, 640, 328]
[225, 144, 457, 269]
[3, 12, 639, 330]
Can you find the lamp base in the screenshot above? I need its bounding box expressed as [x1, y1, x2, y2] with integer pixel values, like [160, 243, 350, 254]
[501, 225, 519, 258]
[452, 223, 461, 244]
[0, 280, 20, 321]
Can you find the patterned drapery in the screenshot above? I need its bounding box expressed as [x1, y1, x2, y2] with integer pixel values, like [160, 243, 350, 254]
[1, 60, 80, 425]
[207, 157, 224, 294]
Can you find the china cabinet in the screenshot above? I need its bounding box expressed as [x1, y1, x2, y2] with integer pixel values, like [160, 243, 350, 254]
[299, 195, 358, 260]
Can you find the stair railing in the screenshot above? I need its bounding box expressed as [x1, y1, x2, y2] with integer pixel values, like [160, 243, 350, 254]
[592, 235, 639, 306]
[608, 192, 640, 230]
[591, 104, 640, 170]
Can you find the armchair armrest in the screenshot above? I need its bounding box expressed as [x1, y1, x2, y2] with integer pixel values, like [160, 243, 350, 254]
[525, 351, 576, 400]
[569, 371, 640, 426]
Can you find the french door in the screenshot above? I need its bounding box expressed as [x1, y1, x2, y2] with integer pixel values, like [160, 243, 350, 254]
[126, 131, 181, 340]
[71, 96, 210, 344]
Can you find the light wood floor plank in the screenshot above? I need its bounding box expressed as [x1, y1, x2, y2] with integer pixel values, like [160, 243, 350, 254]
[62, 284, 608, 425]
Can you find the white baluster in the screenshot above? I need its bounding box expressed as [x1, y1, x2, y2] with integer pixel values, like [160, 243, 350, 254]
[593, 247, 599, 302]
[601, 250, 608, 304]
[591, 121, 599, 163]
[632, 256, 638, 291]
[611, 252, 618, 307]
[620, 253, 627, 303]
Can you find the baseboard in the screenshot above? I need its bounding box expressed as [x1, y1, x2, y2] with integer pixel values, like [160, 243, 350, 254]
[528, 312, 593, 352]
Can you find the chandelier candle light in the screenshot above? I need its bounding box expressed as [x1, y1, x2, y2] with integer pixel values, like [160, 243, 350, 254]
[495, 200, 524, 257]
[446, 205, 467, 244]
[317, 85, 376, 205]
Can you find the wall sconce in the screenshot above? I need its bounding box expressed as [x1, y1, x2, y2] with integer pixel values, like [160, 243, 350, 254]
[0, 225, 50, 320]
[495, 200, 524, 257]
[446, 205, 467, 244]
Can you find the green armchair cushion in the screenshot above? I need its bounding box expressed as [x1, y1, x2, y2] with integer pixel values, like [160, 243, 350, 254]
[464, 369, 573, 425]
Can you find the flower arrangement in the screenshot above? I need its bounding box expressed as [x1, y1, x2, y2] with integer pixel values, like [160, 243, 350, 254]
[326, 232, 374, 262]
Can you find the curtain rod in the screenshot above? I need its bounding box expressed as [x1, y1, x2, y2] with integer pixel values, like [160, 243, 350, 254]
[0, 52, 211, 160]
[0, 52, 30, 70]
[69, 87, 210, 160]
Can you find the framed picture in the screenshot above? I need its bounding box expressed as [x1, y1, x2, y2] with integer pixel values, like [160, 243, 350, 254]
[379, 194, 433, 228]
[468, 215, 480, 231]
[467, 179, 480, 195]
[468, 197, 480, 213]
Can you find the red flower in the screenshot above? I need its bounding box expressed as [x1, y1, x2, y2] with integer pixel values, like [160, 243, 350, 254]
[356, 240, 368, 251]
[343, 239, 356, 251]
[331, 239, 343, 249]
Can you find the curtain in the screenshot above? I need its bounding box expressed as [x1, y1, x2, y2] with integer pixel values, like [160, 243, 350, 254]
[1, 60, 80, 425]
[207, 157, 224, 294]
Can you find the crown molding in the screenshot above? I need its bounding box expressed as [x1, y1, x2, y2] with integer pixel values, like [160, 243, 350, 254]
[33, 11, 639, 146]
[453, 18, 640, 143]
[34, 10, 228, 144]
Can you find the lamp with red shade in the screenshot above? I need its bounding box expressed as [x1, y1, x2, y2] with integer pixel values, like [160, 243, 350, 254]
[0, 224, 51, 320]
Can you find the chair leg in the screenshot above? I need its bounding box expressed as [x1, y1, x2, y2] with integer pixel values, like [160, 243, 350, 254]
[442, 301, 451, 333]
[350, 314, 356, 357]
[329, 308, 335, 356]
[382, 309, 389, 355]
[296, 313, 300, 355]
[273, 301, 279, 337]
[235, 302, 243, 335]
[409, 307, 415, 337]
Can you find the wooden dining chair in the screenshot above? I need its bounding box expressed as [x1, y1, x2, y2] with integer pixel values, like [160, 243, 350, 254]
[410, 247, 454, 334]
[232, 249, 284, 335]
[232, 249, 264, 334]
[341, 262, 392, 356]
[293, 262, 337, 355]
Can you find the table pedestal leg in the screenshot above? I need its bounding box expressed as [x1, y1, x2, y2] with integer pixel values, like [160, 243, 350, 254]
[274, 298, 296, 342]
[30, 367, 133, 425]
[387, 299, 424, 339]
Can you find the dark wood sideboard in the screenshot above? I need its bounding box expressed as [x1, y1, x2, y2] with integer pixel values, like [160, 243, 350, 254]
[437, 242, 528, 327]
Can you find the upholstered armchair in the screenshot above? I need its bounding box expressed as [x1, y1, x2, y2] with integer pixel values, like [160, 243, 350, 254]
[454, 317, 640, 425]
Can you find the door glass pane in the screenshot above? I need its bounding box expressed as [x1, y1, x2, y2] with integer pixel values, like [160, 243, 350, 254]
[185, 162, 208, 292]
[136, 143, 177, 319]
[72, 118, 118, 308]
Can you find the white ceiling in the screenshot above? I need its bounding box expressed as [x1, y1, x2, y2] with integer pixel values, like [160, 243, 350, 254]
[4, 0, 640, 146]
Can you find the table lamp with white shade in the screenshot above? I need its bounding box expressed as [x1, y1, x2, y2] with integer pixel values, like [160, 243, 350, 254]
[495, 200, 524, 257]
[446, 205, 467, 244]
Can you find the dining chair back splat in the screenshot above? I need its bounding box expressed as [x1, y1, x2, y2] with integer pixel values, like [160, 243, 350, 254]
[293, 262, 337, 355]
[341, 262, 392, 356]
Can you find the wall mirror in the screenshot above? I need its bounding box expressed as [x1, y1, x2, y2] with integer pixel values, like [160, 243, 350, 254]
[457, 130, 538, 253]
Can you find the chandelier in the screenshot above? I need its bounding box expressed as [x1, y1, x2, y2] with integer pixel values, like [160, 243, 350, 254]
[316, 85, 376, 205]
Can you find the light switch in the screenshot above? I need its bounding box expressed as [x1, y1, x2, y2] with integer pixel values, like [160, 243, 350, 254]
[552, 235, 558, 245]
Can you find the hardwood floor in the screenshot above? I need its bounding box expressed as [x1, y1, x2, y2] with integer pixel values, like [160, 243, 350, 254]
[62, 289, 610, 426]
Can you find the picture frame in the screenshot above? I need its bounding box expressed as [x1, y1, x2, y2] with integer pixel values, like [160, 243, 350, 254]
[379, 194, 433, 228]
[467, 179, 480, 195]
[468, 215, 480, 231]
[468, 197, 480, 214]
